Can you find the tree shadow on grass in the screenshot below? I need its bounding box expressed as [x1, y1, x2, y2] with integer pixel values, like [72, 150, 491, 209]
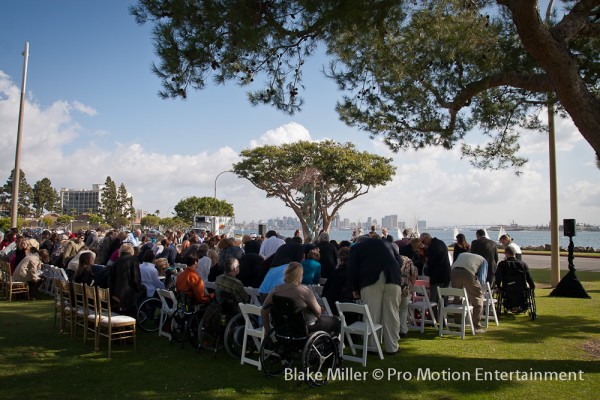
[1, 298, 600, 400]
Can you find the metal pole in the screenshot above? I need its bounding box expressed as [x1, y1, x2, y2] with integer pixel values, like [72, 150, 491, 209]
[545, 1, 560, 287]
[548, 100, 561, 287]
[214, 170, 233, 199]
[10, 42, 29, 228]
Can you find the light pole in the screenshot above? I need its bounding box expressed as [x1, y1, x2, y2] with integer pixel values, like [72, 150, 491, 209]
[214, 170, 234, 199]
[10, 42, 29, 228]
[545, 0, 560, 287]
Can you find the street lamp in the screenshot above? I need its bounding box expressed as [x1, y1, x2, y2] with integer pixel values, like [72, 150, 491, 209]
[214, 170, 234, 199]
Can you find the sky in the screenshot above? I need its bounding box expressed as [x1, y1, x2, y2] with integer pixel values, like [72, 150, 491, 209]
[1, 1, 599, 228]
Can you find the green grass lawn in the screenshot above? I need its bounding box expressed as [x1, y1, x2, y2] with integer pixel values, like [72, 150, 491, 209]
[1, 271, 599, 400]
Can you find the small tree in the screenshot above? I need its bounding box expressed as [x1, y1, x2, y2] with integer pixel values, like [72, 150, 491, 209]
[174, 196, 234, 226]
[141, 215, 161, 229]
[32, 178, 59, 218]
[233, 140, 394, 240]
[0, 169, 33, 218]
[87, 213, 104, 227]
[56, 214, 74, 227]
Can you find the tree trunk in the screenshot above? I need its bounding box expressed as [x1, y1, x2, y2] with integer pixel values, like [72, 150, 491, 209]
[500, 0, 600, 157]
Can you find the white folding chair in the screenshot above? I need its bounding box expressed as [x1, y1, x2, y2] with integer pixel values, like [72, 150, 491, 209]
[244, 287, 261, 306]
[238, 303, 263, 370]
[408, 284, 438, 333]
[438, 287, 475, 339]
[318, 297, 334, 317]
[481, 282, 499, 328]
[335, 301, 384, 367]
[41, 264, 54, 295]
[310, 284, 323, 297]
[156, 289, 178, 340]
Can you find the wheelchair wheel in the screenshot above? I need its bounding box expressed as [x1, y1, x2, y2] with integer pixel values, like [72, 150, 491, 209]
[302, 332, 338, 387]
[170, 310, 200, 349]
[137, 297, 162, 332]
[224, 313, 255, 359]
[170, 310, 186, 344]
[260, 332, 294, 378]
[197, 314, 224, 353]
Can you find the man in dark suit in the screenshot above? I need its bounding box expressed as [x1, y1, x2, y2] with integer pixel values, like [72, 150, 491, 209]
[420, 232, 451, 304]
[347, 236, 402, 354]
[381, 228, 394, 243]
[470, 229, 499, 287]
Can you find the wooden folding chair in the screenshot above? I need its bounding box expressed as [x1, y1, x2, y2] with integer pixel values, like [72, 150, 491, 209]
[96, 287, 136, 358]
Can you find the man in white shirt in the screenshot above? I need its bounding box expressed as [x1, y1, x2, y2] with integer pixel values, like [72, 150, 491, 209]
[259, 230, 285, 259]
[451, 252, 487, 333]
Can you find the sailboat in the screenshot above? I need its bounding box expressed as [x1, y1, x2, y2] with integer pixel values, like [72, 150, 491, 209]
[497, 226, 507, 241]
[483, 227, 489, 239]
[453, 226, 459, 241]
[414, 222, 420, 238]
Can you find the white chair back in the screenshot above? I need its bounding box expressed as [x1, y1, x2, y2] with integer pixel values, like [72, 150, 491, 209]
[335, 301, 384, 367]
[438, 287, 475, 339]
[238, 303, 263, 370]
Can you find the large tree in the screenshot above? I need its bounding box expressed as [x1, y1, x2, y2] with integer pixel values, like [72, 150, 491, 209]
[32, 177, 59, 218]
[174, 196, 235, 225]
[233, 140, 395, 240]
[0, 169, 33, 218]
[99, 177, 119, 226]
[118, 183, 136, 222]
[131, 0, 600, 171]
[99, 177, 136, 227]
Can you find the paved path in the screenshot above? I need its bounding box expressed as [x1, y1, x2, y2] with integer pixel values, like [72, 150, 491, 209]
[522, 254, 600, 272]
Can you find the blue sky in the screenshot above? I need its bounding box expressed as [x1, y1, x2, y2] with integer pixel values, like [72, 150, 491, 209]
[1, 0, 599, 228]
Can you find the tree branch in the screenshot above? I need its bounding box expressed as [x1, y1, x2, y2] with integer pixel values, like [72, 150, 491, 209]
[552, 0, 600, 43]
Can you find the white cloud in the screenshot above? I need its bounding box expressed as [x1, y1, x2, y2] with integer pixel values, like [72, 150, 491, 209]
[249, 121, 312, 148]
[72, 101, 97, 116]
[1, 71, 599, 226]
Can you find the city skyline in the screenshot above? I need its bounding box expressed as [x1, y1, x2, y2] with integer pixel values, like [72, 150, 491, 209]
[1, 1, 599, 228]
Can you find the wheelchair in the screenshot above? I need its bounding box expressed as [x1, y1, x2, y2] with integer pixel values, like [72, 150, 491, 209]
[197, 290, 241, 355]
[259, 295, 339, 387]
[170, 292, 206, 349]
[136, 295, 162, 332]
[496, 273, 537, 320]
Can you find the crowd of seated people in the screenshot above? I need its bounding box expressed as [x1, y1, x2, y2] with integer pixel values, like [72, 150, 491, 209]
[1, 224, 531, 354]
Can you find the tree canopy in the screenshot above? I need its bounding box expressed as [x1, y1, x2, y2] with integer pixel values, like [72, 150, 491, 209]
[174, 196, 235, 225]
[99, 177, 136, 227]
[132, 0, 600, 171]
[32, 178, 60, 218]
[0, 169, 33, 218]
[233, 140, 395, 239]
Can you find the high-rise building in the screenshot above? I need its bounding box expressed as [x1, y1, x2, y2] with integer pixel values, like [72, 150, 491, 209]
[382, 215, 399, 230]
[418, 220, 427, 230]
[60, 184, 105, 214]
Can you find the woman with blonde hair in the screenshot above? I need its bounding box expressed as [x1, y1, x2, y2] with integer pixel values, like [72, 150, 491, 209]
[261, 262, 340, 336]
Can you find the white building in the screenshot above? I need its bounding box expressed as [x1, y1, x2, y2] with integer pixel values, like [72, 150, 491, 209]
[60, 184, 104, 214]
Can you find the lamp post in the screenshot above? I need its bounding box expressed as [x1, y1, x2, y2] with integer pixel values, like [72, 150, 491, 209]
[10, 42, 29, 228]
[545, 0, 560, 287]
[214, 170, 234, 199]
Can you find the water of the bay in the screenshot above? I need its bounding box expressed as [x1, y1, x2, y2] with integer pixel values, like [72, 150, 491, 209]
[243, 229, 600, 250]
